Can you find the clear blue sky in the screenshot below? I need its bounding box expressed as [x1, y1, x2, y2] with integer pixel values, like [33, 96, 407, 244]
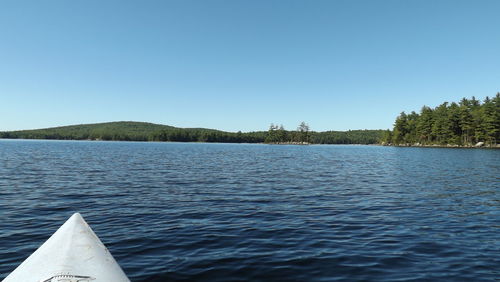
[1, 0, 499, 132]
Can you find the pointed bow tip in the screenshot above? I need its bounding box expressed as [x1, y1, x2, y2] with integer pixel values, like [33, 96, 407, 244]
[66, 212, 86, 225]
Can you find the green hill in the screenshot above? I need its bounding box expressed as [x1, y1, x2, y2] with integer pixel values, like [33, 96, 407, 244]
[0, 121, 384, 144]
[0, 121, 175, 141]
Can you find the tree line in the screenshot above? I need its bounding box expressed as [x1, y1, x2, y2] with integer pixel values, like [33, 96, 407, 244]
[0, 121, 384, 144]
[149, 129, 266, 143]
[383, 93, 500, 146]
[265, 122, 384, 144]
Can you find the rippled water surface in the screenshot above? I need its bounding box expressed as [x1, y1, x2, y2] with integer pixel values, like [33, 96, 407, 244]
[1, 140, 499, 281]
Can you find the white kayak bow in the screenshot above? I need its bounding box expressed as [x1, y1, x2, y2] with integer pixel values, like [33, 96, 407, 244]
[4, 213, 130, 282]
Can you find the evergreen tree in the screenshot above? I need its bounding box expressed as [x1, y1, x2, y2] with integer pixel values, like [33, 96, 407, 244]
[297, 122, 310, 143]
[265, 123, 278, 143]
[431, 102, 452, 144]
[392, 112, 408, 144]
[406, 111, 419, 144]
[416, 106, 434, 144]
[447, 102, 462, 144]
[277, 125, 287, 143]
[459, 99, 474, 145]
[482, 96, 498, 145]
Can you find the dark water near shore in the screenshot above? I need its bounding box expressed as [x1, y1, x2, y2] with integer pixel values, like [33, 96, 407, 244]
[1, 140, 499, 281]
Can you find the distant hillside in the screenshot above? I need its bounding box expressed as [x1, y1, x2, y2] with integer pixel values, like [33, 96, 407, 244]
[0, 121, 384, 144]
[0, 121, 175, 141]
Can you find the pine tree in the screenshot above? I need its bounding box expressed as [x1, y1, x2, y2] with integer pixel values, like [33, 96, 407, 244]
[447, 102, 462, 144]
[297, 122, 310, 144]
[416, 106, 434, 144]
[431, 102, 452, 144]
[265, 123, 278, 143]
[392, 112, 408, 144]
[459, 98, 474, 145]
[482, 96, 498, 145]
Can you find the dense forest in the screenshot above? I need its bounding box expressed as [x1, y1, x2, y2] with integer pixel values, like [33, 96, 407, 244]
[0, 121, 384, 144]
[0, 122, 172, 141]
[383, 94, 500, 146]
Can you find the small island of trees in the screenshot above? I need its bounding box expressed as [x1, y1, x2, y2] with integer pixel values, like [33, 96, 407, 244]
[265, 122, 311, 144]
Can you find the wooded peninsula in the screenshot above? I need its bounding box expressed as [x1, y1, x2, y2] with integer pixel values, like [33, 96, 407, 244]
[383, 93, 499, 147]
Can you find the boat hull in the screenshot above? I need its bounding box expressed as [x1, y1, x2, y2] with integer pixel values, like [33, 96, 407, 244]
[3, 213, 130, 282]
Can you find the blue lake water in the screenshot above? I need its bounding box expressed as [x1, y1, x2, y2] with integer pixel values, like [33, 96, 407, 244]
[0, 140, 499, 281]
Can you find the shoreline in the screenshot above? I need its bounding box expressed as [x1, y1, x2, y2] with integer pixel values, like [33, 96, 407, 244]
[382, 143, 500, 149]
[0, 138, 375, 146]
[1, 138, 499, 148]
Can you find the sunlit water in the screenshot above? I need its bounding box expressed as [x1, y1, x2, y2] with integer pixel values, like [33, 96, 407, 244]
[0, 140, 499, 281]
